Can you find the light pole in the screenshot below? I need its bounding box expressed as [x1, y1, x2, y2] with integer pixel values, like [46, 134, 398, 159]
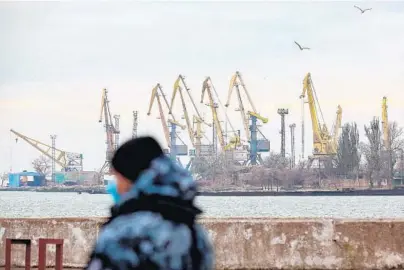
[50, 135, 57, 184]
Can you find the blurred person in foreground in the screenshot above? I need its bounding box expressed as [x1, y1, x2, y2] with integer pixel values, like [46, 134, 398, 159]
[86, 136, 214, 270]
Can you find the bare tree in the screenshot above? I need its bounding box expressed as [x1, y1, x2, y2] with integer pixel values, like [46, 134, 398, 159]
[32, 155, 51, 176]
[0, 172, 8, 187]
[191, 154, 234, 184]
[336, 122, 360, 178]
[362, 118, 382, 187]
[388, 122, 404, 172]
[263, 152, 290, 169]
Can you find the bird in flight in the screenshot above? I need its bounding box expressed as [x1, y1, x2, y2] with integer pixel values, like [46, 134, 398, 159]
[354, 5, 372, 14]
[294, 41, 310, 51]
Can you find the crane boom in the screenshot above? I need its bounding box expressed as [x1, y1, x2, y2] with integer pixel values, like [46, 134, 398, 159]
[178, 85, 196, 146]
[147, 84, 185, 148]
[170, 75, 205, 121]
[226, 72, 250, 141]
[148, 84, 172, 147]
[10, 129, 83, 171]
[170, 75, 211, 152]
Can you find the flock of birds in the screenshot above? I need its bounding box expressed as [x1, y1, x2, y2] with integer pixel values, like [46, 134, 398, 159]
[294, 5, 372, 51]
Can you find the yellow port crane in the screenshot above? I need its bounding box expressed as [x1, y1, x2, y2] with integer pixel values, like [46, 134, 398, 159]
[225, 71, 256, 142]
[147, 83, 186, 149]
[382, 96, 389, 150]
[225, 71, 269, 164]
[99, 88, 120, 174]
[225, 71, 268, 140]
[10, 129, 83, 171]
[201, 77, 226, 151]
[300, 73, 342, 157]
[169, 75, 211, 156]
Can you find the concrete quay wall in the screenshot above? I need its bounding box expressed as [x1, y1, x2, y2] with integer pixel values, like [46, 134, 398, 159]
[1, 217, 404, 269]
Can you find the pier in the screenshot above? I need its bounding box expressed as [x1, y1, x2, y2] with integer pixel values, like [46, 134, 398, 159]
[1, 218, 404, 269]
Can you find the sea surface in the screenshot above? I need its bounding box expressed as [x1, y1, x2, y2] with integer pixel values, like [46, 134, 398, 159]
[1, 191, 404, 218]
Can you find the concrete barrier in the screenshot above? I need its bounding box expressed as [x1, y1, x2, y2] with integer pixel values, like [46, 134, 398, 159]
[1, 218, 404, 269]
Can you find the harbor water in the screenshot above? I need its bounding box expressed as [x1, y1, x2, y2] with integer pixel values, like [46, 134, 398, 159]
[1, 191, 404, 218]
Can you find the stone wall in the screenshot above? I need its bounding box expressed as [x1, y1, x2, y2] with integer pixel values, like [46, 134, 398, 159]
[1, 218, 404, 269]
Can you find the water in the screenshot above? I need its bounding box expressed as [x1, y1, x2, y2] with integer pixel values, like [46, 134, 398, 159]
[1, 192, 404, 218]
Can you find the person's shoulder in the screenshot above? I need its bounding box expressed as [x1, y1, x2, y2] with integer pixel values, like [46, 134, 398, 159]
[95, 212, 163, 252]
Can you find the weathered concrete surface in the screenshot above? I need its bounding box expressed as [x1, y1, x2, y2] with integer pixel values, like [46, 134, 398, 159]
[1, 218, 404, 269]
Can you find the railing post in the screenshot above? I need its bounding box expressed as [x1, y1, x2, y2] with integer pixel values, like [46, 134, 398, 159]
[5, 238, 32, 270]
[38, 238, 64, 270]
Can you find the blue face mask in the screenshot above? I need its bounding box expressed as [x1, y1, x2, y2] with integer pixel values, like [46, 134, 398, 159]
[106, 180, 121, 204]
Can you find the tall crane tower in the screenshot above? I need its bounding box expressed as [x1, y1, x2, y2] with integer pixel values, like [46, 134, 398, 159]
[278, 109, 289, 158]
[99, 88, 120, 175]
[132, 111, 138, 139]
[289, 123, 296, 168]
[381, 96, 389, 150]
[381, 96, 392, 186]
[113, 115, 120, 150]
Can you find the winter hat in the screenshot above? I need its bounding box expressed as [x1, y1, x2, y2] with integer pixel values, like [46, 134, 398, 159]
[111, 136, 163, 182]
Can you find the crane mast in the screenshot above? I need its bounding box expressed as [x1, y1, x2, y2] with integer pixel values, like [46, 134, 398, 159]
[114, 115, 120, 149]
[10, 129, 83, 171]
[99, 88, 119, 174]
[382, 96, 389, 150]
[331, 105, 342, 150]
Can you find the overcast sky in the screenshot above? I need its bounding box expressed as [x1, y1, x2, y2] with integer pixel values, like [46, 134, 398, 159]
[1, 1, 403, 173]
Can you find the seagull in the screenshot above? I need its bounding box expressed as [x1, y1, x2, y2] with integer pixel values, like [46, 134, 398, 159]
[294, 41, 310, 51]
[354, 5, 372, 14]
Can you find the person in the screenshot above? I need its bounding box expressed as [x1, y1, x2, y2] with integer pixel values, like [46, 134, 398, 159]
[86, 136, 214, 270]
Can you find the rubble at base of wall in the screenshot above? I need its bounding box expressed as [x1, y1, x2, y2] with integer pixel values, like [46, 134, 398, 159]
[1, 217, 404, 270]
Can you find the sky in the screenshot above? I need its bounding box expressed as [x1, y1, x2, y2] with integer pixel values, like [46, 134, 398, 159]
[1, 1, 404, 173]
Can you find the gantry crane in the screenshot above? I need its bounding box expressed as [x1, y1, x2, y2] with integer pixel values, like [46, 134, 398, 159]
[300, 73, 342, 163]
[99, 89, 120, 175]
[170, 75, 211, 157]
[382, 96, 389, 150]
[10, 129, 83, 171]
[147, 83, 187, 161]
[225, 71, 270, 165]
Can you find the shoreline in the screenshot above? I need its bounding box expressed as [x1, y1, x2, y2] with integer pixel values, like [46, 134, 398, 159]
[2, 186, 404, 196]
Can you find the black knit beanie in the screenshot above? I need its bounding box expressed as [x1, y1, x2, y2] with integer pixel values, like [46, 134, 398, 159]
[111, 136, 164, 182]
